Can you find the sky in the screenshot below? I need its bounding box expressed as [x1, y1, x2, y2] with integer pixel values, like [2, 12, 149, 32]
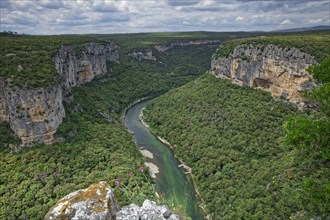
[0, 0, 329, 35]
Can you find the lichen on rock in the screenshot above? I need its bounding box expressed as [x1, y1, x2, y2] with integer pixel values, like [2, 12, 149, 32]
[45, 181, 118, 220]
[45, 182, 181, 220]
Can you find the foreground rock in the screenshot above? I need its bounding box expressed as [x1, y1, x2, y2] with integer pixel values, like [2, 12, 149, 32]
[45, 182, 181, 220]
[211, 44, 317, 108]
[116, 200, 180, 220]
[45, 181, 118, 220]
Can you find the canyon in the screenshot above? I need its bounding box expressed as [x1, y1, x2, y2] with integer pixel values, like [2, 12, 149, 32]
[0, 42, 119, 146]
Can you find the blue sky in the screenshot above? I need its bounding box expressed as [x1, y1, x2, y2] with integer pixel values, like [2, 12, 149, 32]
[0, 0, 329, 35]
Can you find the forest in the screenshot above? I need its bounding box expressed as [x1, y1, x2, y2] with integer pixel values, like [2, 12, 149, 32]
[144, 70, 329, 219]
[144, 31, 330, 219]
[0, 32, 250, 219]
[1, 30, 328, 219]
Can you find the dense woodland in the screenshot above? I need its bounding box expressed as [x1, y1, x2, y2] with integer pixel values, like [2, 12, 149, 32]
[0, 32, 242, 219]
[1, 31, 329, 219]
[144, 32, 330, 219]
[144, 73, 329, 219]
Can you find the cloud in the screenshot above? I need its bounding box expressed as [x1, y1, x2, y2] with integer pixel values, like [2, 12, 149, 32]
[280, 19, 293, 25]
[308, 18, 323, 24]
[0, 0, 329, 34]
[235, 16, 246, 22]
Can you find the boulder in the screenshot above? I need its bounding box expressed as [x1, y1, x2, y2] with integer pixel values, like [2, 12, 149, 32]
[116, 199, 181, 220]
[44, 181, 117, 220]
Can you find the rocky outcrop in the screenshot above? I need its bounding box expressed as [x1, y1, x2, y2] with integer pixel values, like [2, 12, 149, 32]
[155, 40, 220, 52]
[45, 182, 180, 220]
[117, 200, 180, 220]
[45, 181, 118, 220]
[54, 43, 119, 98]
[0, 43, 119, 146]
[211, 44, 317, 107]
[2, 84, 65, 145]
[129, 49, 156, 61]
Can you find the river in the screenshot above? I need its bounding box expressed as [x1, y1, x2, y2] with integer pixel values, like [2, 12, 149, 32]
[125, 100, 204, 219]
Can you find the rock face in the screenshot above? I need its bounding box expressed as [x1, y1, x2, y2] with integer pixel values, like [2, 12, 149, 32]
[116, 200, 180, 220]
[0, 43, 119, 146]
[45, 181, 118, 220]
[155, 40, 220, 52]
[2, 84, 65, 145]
[129, 49, 156, 61]
[45, 182, 180, 220]
[211, 44, 317, 108]
[54, 42, 119, 98]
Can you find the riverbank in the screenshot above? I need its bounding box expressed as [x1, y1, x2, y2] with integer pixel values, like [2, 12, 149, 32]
[122, 97, 161, 179]
[139, 107, 209, 219]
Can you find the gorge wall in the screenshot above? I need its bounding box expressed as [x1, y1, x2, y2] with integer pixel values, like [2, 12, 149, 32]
[0, 43, 119, 146]
[211, 44, 317, 108]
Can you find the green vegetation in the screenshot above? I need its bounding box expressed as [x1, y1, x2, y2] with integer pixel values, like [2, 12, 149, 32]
[0, 31, 262, 89]
[0, 32, 227, 219]
[144, 73, 328, 219]
[285, 58, 330, 216]
[0, 122, 20, 150]
[213, 30, 330, 62]
[90, 31, 262, 54]
[0, 34, 103, 88]
[3, 30, 327, 219]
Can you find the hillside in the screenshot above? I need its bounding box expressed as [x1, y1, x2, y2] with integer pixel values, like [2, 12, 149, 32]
[144, 73, 329, 219]
[0, 32, 259, 219]
[213, 30, 330, 62]
[144, 31, 330, 219]
[0, 34, 105, 88]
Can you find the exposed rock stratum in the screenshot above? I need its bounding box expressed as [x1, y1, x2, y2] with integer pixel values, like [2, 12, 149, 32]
[211, 44, 317, 108]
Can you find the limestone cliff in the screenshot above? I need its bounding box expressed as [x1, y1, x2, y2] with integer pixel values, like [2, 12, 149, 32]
[211, 44, 317, 108]
[129, 49, 156, 61]
[54, 42, 119, 98]
[0, 43, 119, 146]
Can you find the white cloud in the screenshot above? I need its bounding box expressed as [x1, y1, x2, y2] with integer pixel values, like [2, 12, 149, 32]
[235, 16, 246, 22]
[308, 18, 322, 23]
[280, 19, 293, 25]
[0, 0, 329, 34]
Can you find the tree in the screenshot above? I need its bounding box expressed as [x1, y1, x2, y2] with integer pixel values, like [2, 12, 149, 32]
[285, 58, 330, 217]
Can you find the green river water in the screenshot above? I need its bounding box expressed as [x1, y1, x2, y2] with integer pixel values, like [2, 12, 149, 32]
[125, 100, 204, 219]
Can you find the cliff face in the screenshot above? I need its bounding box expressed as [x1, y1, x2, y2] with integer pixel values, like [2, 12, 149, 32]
[2, 85, 65, 145]
[129, 49, 156, 61]
[211, 44, 317, 107]
[155, 40, 220, 52]
[0, 43, 119, 146]
[54, 42, 119, 98]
